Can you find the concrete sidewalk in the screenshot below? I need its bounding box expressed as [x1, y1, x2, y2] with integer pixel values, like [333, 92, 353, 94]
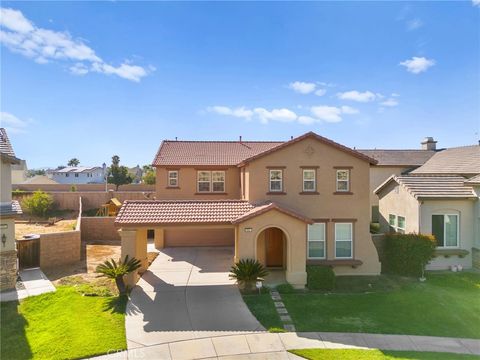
[92, 331, 480, 359]
[0, 268, 55, 302]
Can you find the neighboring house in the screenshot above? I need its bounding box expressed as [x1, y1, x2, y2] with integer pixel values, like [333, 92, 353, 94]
[358, 137, 437, 222]
[47, 166, 105, 184]
[128, 165, 143, 184]
[11, 159, 28, 184]
[0, 128, 22, 291]
[375, 145, 480, 270]
[115, 132, 381, 288]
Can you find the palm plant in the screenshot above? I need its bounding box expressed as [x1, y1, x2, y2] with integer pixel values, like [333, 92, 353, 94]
[96, 255, 141, 295]
[229, 259, 269, 292]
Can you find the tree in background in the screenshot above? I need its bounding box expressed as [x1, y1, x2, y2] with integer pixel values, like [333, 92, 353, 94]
[26, 169, 46, 178]
[21, 190, 54, 218]
[142, 165, 156, 185]
[107, 155, 133, 190]
[67, 158, 80, 167]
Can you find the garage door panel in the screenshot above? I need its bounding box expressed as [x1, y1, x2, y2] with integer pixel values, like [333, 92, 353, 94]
[164, 228, 234, 247]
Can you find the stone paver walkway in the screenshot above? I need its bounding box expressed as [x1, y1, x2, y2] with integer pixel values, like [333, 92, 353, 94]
[92, 332, 480, 359]
[270, 289, 295, 332]
[0, 268, 55, 302]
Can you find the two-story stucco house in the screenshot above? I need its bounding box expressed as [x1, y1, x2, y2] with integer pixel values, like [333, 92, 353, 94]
[0, 128, 22, 291]
[375, 145, 480, 270]
[115, 132, 381, 288]
[47, 166, 105, 184]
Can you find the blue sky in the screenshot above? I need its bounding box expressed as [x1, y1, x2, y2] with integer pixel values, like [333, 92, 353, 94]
[1, 1, 479, 168]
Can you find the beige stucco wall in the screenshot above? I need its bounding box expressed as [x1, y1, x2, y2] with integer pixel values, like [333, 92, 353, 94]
[163, 226, 235, 247]
[1, 160, 12, 204]
[155, 167, 241, 200]
[243, 137, 380, 275]
[378, 182, 420, 234]
[420, 199, 476, 270]
[236, 209, 308, 287]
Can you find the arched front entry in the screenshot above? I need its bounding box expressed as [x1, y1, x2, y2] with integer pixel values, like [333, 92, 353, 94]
[257, 227, 287, 269]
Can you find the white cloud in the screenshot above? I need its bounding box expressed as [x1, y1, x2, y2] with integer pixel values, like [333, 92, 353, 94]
[0, 7, 151, 82]
[473, 0, 480, 7]
[400, 56, 435, 74]
[288, 81, 316, 94]
[314, 88, 327, 96]
[337, 90, 376, 102]
[340, 106, 359, 114]
[0, 111, 29, 133]
[406, 18, 423, 31]
[297, 116, 316, 125]
[380, 98, 399, 107]
[310, 106, 342, 123]
[254, 108, 297, 124]
[207, 106, 253, 120]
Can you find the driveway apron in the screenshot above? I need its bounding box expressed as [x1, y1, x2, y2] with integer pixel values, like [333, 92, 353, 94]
[125, 247, 264, 348]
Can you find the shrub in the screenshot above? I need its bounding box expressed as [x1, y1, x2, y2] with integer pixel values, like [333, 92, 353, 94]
[21, 190, 54, 217]
[70, 185, 77, 192]
[383, 233, 436, 277]
[276, 283, 295, 294]
[229, 259, 268, 292]
[306, 265, 336, 290]
[96, 255, 141, 295]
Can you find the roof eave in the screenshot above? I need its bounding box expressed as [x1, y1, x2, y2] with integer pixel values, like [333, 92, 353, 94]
[0, 152, 21, 165]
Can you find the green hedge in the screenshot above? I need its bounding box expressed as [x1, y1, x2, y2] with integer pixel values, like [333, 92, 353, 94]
[383, 233, 436, 277]
[307, 265, 336, 290]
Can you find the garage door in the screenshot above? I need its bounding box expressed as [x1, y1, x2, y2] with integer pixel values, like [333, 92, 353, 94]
[164, 227, 235, 247]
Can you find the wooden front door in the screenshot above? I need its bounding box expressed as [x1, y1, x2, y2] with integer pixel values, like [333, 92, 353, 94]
[265, 228, 284, 268]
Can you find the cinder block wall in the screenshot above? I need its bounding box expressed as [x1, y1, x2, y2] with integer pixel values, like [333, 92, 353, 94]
[39, 231, 81, 268]
[81, 217, 120, 242]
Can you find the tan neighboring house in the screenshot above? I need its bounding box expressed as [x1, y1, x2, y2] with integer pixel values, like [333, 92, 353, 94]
[0, 128, 22, 291]
[11, 159, 28, 184]
[358, 137, 437, 222]
[115, 132, 381, 288]
[375, 145, 480, 270]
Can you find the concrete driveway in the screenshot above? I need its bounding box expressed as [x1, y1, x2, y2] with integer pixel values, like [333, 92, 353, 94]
[126, 247, 264, 348]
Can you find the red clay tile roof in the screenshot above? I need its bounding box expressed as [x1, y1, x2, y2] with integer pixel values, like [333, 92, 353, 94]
[356, 149, 435, 166]
[152, 132, 377, 166]
[232, 202, 313, 224]
[153, 141, 283, 166]
[115, 200, 313, 226]
[115, 200, 255, 226]
[375, 175, 477, 199]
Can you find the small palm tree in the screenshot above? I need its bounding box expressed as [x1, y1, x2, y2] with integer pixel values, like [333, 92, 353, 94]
[96, 255, 141, 295]
[229, 259, 269, 292]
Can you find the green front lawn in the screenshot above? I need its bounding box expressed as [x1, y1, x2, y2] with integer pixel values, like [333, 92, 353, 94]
[1, 286, 127, 360]
[290, 349, 480, 360]
[245, 272, 480, 338]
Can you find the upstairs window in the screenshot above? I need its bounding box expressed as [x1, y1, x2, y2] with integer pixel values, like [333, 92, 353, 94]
[269, 170, 283, 192]
[336, 170, 350, 192]
[389, 214, 406, 234]
[168, 170, 178, 187]
[303, 169, 316, 192]
[197, 171, 225, 193]
[432, 214, 458, 248]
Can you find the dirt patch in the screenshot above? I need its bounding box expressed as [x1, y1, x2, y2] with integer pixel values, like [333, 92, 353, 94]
[15, 220, 77, 238]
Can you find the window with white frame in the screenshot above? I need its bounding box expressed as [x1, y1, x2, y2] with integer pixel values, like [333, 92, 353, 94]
[168, 170, 178, 187]
[307, 223, 325, 259]
[336, 170, 350, 192]
[197, 171, 211, 192]
[397, 216, 406, 234]
[303, 169, 316, 192]
[432, 214, 459, 248]
[335, 223, 353, 258]
[388, 214, 406, 233]
[269, 169, 283, 192]
[212, 171, 225, 192]
[197, 171, 225, 192]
